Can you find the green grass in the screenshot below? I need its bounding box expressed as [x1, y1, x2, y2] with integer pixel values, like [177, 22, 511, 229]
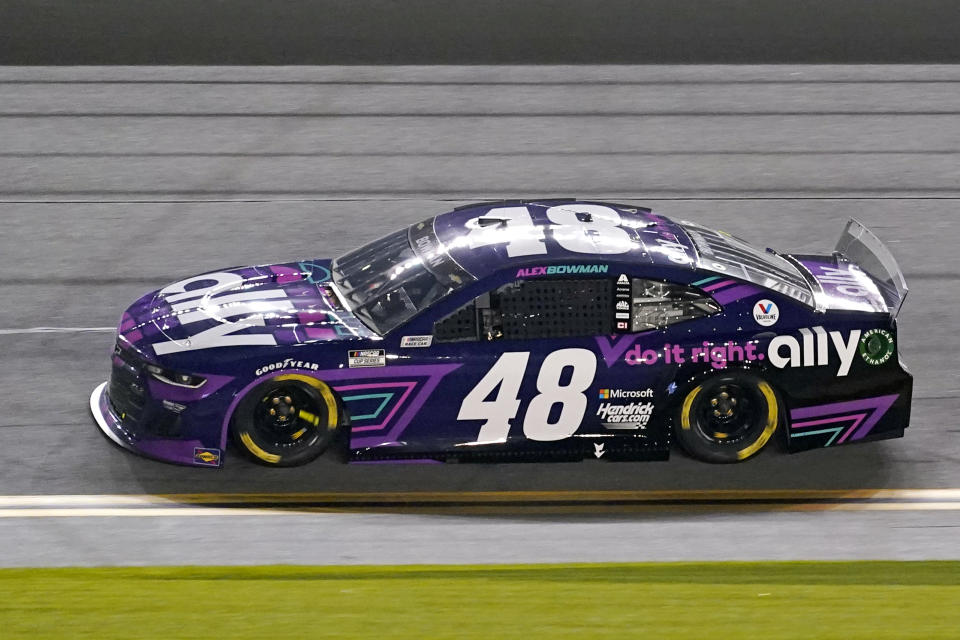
[1, 562, 958, 639]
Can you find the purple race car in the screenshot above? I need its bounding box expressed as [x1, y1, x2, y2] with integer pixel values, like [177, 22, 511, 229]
[90, 200, 912, 468]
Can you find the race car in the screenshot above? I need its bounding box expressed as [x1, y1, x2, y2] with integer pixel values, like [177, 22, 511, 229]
[90, 199, 912, 467]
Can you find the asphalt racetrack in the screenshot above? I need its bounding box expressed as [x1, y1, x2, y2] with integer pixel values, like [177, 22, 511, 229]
[0, 66, 958, 566]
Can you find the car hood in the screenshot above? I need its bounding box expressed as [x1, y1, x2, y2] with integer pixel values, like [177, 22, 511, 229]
[117, 260, 373, 360]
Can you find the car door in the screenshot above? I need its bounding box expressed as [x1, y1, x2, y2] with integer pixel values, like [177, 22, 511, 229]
[390, 271, 654, 456]
[389, 270, 725, 459]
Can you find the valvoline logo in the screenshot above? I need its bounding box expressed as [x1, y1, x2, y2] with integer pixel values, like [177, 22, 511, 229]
[752, 299, 780, 327]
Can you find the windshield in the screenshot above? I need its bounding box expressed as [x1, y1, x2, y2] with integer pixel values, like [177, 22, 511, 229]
[679, 221, 814, 306]
[331, 218, 475, 335]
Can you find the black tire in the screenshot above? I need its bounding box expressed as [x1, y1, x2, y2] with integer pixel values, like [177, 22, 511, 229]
[231, 374, 340, 467]
[674, 373, 779, 463]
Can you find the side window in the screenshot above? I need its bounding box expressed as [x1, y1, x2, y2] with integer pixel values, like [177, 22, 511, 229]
[630, 278, 720, 331]
[433, 298, 480, 342]
[433, 279, 613, 342]
[497, 279, 612, 340]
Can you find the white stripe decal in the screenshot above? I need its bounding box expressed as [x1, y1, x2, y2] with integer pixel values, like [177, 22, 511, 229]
[0, 326, 114, 335]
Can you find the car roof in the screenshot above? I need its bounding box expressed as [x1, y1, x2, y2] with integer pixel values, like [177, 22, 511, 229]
[431, 199, 697, 280]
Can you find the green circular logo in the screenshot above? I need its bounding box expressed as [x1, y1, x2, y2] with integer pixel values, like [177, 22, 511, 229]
[859, 329, 894, 366]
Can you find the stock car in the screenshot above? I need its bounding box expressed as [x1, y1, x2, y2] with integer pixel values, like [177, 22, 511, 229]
[90, 199, 912, 467]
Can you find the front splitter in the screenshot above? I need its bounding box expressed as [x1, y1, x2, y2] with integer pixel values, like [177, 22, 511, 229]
[89, 381, 221, 467]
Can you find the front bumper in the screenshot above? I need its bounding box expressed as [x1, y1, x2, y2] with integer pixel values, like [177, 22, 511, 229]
[90, 381, 222, 467]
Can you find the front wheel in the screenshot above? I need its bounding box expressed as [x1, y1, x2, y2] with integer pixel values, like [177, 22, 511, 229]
[674, 373, 780, 463]
[232, 374, 340, 467]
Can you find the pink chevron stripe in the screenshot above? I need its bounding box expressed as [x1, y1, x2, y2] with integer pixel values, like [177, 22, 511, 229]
[702, 279, 736, 292]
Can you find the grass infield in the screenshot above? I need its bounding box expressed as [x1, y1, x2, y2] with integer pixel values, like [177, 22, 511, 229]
[1, 562, 958, 638]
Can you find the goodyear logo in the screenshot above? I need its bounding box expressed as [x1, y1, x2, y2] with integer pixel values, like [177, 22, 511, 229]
[193, 447, 221, 467]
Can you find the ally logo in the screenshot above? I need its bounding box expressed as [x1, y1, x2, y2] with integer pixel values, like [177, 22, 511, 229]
[152, 271, 290, 356]
[767, 327, 861, 377]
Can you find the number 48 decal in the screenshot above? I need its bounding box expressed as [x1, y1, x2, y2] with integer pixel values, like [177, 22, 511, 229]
[465, 204, 632, 257]
[458, 348, 597, 443]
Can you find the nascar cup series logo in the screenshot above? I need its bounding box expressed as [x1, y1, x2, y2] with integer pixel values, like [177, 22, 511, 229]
[753, 299, 779, 326]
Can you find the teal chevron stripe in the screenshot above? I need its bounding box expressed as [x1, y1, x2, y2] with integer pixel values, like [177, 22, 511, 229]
[692, 276, 721, 286]
[789, 427, 845, 447]
[341, 393, 394, 421]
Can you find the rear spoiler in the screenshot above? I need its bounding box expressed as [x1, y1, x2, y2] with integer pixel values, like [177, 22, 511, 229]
[835, 219, 909, 318]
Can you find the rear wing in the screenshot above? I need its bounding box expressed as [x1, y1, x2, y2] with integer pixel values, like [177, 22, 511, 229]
[835, 219, 909, 317]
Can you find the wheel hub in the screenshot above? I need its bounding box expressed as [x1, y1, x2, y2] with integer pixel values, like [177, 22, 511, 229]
[269, 395, 297, 423]
[710, 390, 738, 418]
[697, 383, 756, 443]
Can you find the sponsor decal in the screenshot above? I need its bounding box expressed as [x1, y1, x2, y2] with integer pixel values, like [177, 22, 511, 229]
[153, 270, 292, 356]
[612, 326, 868, 377]
[161, 399, 186, 414]
[859, 329, 895, 366]
[400, 335, 433, 348]
[614, 274, 633, 333]
[597, 400, 654, 428]
[599, 388, 653, 399]
[193, 447, 221, 466]
[348, 349, 387, 368]
[515, 264, 608, 278]
[594, 442, 605, 458]
[813, 264, 873, 298]
[625, 341, 764, 370]
[768, 327, 860, 377]
[752, 299, 779, 326]
[255, 358, 321, 376]
[617, 327, 864, 377]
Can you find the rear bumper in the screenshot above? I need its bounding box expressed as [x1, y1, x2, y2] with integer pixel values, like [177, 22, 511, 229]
[784, 371, 913, 452]
[90, 381, 222, 467]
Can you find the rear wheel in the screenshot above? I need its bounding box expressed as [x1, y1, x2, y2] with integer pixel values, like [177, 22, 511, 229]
[232, 374, 340, 467]
[675, 373, 779, 463]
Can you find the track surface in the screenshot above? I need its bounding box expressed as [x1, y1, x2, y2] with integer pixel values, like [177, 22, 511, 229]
[0, 66, 958, 565]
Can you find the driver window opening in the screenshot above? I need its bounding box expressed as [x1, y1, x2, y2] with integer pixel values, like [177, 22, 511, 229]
[433, 278, 613, 342]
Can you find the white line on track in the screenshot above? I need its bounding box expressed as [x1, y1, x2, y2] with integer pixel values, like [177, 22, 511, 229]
[0, 326, 114, 335]
[0, 508, 316, 518]
[0, 491, 959, 518]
